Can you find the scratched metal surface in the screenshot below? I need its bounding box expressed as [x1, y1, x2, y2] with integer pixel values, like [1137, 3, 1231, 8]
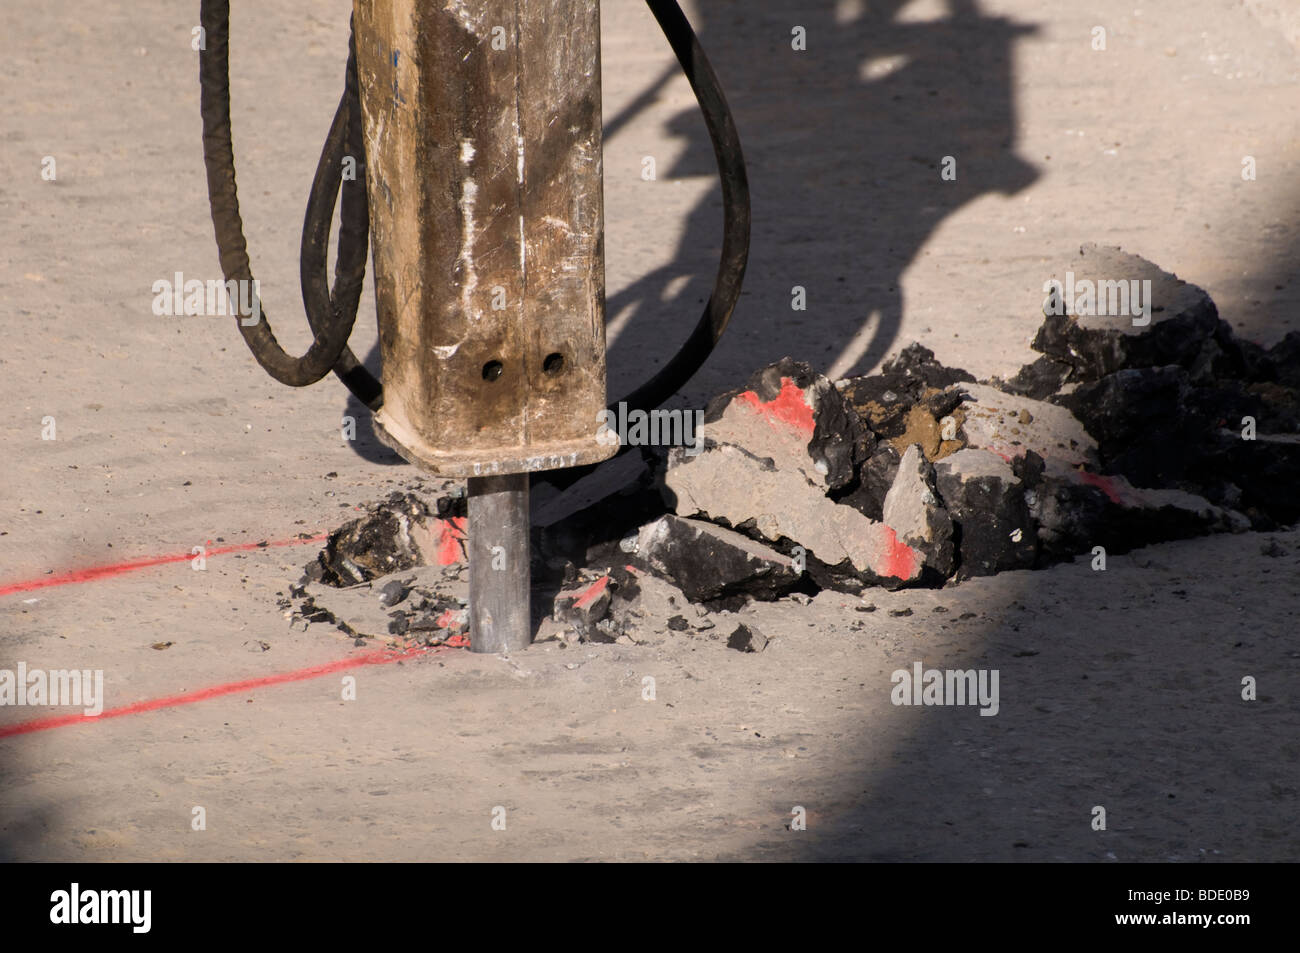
[356, 0, 615, 477]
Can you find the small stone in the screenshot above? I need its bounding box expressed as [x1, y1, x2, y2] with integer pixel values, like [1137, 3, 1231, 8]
[726, 623, 768, 653]
[554, 575, 613, 641]
[378, 579, 409, 608]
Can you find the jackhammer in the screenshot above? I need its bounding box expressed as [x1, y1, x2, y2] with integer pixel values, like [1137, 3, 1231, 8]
[198, 0, 749, 652]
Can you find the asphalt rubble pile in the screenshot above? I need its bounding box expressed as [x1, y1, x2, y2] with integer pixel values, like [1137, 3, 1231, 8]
[280, 490, 472, 648]
[290, 244, 1300, 653]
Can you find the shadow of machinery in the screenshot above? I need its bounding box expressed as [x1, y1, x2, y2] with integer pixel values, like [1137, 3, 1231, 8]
[591, 0, 1300, 861]
[601, 0, 1038, 404]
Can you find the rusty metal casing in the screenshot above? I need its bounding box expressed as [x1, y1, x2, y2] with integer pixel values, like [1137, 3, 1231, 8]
[352, 0, 616, 477]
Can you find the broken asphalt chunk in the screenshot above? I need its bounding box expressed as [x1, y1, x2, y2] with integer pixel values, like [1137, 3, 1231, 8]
[726, 623, 769, 653]
[633, 514, 801, 603]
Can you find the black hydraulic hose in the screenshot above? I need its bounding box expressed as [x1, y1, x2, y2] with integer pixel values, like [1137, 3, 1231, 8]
[299, 21, 383, 410]
[615, 0, 750, 415]
[199, 0, 360, 386]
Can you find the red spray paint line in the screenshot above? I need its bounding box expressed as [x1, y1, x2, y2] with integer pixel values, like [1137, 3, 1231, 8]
[1074, 470, 1125, 505]
[434, 517, 468, 566]
[573, 574, 610, 609]
[0, 644, 443, 740]
[735, 377, 816, 436]
[0, 534, 327, 599]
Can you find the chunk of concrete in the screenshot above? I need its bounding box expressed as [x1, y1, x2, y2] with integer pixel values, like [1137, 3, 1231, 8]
[958, 382, 1098, 470]
[933, 449, 1037, 578]
[882, 444, 955, 577]
[553, 574, 614, 642]
[634, 514, 801, 603]
[1053, 365, 1203, 488]
[604, 569, 697, 641]
[726, 623, 769, 653]
[700, 357, 872, 491]
[1031, 243, 1230, 383]
[1033, 467, 1250, 560]
[997, 354, 1076, 401]
[665, 443, 924, 586]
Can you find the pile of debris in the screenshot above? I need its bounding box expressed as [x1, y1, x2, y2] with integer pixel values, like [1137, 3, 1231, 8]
[547, 562, 771, 651]
[289, 244, 1298, 649]
[280, 575, 470, 648]
[646, 244, 1298, 597]
[305, 491, 467, 587]
[280, 491, 471, 647]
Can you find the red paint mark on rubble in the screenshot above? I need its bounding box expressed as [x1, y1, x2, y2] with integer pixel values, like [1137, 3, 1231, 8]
[435, 607, 466, 631]
[573, 575, 610, 609]
[435, 516, 468, 565]
[1075, 470, 1124, 504]
[879, 525, 923, 580]
[735, 377, 816, 436]
[0, 535, 328, 599]
[0, 644, 444, 739]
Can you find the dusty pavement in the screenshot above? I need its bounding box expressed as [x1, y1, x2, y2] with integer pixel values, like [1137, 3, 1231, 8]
[2, 0, 1299, 861]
